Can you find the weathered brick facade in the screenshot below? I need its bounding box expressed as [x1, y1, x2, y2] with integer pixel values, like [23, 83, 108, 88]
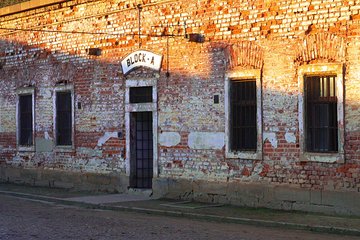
[1, 0, 360, 215]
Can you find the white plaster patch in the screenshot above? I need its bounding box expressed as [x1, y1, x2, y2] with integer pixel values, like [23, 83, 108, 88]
[39, 88, 52, 99]
[97, 132, 118, 147]
[263, 132, 278, 148]
[253, 164, 263, 175]
[188, 132, 225, 150]
[44, 131, 52, 140]
[159, 132, 181, 147]
[78, 147, 102, 157]
[285, 132, 296, 143]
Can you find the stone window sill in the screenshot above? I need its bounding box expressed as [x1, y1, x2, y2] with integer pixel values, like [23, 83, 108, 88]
[54, 146, 75, 153]
[226, 151, 262, 160]
[300, 152, 344, 163]
[18, 146, 35, 152]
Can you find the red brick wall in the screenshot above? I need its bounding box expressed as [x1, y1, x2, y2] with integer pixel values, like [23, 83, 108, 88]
[0, 0, 359, 192]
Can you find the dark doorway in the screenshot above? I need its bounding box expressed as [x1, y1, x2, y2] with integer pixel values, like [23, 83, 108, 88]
[130, 111, 153, 189]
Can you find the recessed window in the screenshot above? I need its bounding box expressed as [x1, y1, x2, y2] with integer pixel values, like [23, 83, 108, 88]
[18, 94, 33, 146]
[298, 63, 344, 163]
[56, 91, 72, 146]
[130, 86, 152, 103]
[230, 80, 257, 151]
[226, 69, 262, 160]
[305, 76, 338, 152]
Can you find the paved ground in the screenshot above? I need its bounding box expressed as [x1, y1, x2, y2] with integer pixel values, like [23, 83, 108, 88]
[1, 183, 360, 238]
[0, 194, 359, 240]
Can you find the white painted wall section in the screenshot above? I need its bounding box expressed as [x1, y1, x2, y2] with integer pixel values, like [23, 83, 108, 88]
[263, 132, 278, 148]
[97, 132, 118, 147]
[159, 132, 181, 147]
[188, 132, 225, 150]
[285, 132, 296, 144]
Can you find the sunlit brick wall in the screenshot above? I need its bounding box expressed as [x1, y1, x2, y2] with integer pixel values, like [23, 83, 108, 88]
[0, 0, 359, 193]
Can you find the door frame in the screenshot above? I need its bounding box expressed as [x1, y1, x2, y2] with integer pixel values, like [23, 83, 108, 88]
[125, 78, 158, 182]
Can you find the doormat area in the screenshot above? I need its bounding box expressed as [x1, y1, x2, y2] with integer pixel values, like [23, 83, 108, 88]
[160, 201, 224, 209]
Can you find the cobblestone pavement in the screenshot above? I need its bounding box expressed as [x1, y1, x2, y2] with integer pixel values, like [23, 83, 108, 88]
[0, 195, 358, 240]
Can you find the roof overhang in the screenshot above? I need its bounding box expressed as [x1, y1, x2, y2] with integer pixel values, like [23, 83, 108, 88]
[0, 0, 66, 17]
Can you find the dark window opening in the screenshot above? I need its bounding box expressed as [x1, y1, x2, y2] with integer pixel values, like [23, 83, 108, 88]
[19, 95, 33, 146]
[130, 111, 153, 189]
[56, 91, 72, 146]
[305, 76, 338, 152]
[230, 80, 257, 151]
[130, 87, 152, 103]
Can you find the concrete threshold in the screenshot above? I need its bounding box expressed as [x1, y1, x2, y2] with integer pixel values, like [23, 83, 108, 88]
[0, 190, 359, 237]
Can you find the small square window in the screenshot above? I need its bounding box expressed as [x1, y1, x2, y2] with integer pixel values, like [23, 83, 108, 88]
[130, 87, 152, 103]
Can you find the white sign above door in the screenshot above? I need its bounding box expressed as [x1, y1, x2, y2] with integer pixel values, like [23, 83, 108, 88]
[121, 50, 163, 75]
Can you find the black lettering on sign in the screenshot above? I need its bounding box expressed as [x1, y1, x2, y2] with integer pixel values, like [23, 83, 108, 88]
[142, 53, 146, 62]
[127, 59, 131, 67]
[150, 56, 155, 65]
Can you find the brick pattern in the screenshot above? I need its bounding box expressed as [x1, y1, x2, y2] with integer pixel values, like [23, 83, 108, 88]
[226, 41, 263, 69]
[0, 0, 359, 193]
[296, 32, 346, 63]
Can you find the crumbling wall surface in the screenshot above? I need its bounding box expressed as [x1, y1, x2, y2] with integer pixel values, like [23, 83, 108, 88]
[0, 0, 359, 200]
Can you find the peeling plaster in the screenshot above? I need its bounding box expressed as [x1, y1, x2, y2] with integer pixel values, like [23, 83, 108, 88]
[263, 132, 278, 148]
[253, 164, 263, 175]
[159, 132, 181, 147]
[35, 138, 54, 152]
[78, 147, 102, 157]
[39, 88, 52, 99]
[285, 132, 296, 143]
[188, 132, 225, 150]
[44, 131, 52, 140]
[97, 132, 117, 147]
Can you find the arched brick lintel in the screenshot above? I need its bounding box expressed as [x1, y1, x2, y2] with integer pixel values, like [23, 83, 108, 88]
[225, 41, 264, 70]
[296, 32, 346, 64]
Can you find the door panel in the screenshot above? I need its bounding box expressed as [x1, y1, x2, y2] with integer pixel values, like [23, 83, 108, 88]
[130, 111, 153, 188]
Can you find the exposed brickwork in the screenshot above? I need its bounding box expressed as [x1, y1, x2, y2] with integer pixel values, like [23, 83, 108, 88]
[0, 0, 360, 200]
[296, 32, 346, 63]
[226, 41, 264, 69]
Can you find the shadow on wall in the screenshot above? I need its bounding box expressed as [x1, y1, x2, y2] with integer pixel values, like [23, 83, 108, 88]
[0, 35, 229, 171]
[0, 32, 360, 190]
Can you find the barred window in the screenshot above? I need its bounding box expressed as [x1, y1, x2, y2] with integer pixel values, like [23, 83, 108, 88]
[305, 76, 338, 152]
[56, 91, 72, 146]
[230, 80, 257, 151]
[19, 95, 33, 146]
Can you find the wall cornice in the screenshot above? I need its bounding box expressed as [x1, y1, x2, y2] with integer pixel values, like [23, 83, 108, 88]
[0, 0, 67, 17]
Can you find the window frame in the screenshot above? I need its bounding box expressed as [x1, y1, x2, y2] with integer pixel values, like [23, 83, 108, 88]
[53, 85, 74, 150]
[225, 69, 262, 160]
[124, 79, 158, 178]
[305, 75, 338, 153]
[298, 63, 344, 163]
[16, 87, 35, 152]
[129, 86, 153, 103]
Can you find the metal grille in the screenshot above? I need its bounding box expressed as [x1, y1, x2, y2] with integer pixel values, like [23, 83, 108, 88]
[132, 112, 153, 188]
[305, 76, 338, 152]
[56, 92, 72, 146]
[230, 80, 257, 151]
[130, 87, 152, 103]
[19, 95, 33, 146]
